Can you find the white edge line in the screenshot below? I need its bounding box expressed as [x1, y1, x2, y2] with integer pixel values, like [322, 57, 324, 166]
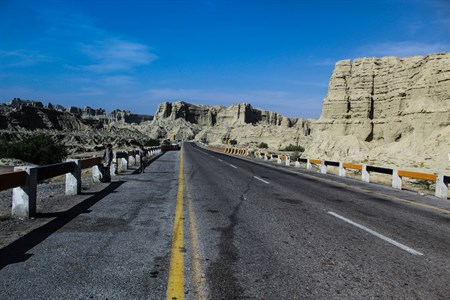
[229, 164, 238, 169]
[253, 176, 270, 184]
[218, 159, 223, 162]
[327, 211, 424, 256]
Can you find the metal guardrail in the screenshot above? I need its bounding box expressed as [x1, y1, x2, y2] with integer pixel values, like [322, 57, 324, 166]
[245, 148, 449, 200]
[1, 146, 163, 218]
[0, 171, 26, 191]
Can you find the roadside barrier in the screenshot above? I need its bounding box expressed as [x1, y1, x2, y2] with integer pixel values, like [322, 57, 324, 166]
[223, 147, 248, 156]
[251, 151, 449, 200]
[0, 146, 162, 218]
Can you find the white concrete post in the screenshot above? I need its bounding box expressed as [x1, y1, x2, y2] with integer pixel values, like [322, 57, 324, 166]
[92, 165, 101, 182]
[339, 162, 346, 177]
[320, 162, 327, 174]
[12, 166, 37, 218]
[307, 159, 312, 170]
[135, 154, 139, 165]
[295, 161, 300, 168]
[277, 157, 282, 164]
[65, 159, 81, 196]
[121, 157, 128, 170]
[435, 174, 448, 200]
[286, 155, 290, 166]
[111, 163, 117, 177]
[362, 164, 370, 183]
[392, 168, 402, 190]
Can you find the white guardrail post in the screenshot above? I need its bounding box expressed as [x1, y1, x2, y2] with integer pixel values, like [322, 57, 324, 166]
[12, 166, 37, 218]
[65, 159, 81, 196]
[92, 164, 101, 182]
[435, 174, 449, 199]
[339, 162, 346, 177]
[320, 161, 327, 174]
[286, 155, 290, 166]
[362, 164, 370, 183]
[307, 159, 312, 170]
[392, 168, 402, 190]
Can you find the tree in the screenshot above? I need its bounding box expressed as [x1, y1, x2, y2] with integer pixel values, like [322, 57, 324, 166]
[144, 138, 160, 146]
[229, 139, 237, 146]
[258, 142, 268, 149]
[280, 144, 305, 152]
[0, 134, 68, 165]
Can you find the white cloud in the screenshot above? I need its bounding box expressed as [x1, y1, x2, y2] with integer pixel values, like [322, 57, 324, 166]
[80, 39, 158, 73]
[358, 41, 449, 58]
[0, 50, 55, 67]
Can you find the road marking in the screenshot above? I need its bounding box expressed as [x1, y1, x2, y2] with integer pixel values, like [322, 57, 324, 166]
[186, 176, 209, 300]
[265, 163, 450, 215]
[254, 176, 270, 184]
[167, 150, 185, 300]
[328, 211, 424, 256]
[229, 164, 238, 169]
[218, 159, 223, 162]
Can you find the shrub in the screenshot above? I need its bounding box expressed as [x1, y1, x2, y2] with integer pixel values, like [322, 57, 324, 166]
[0, 134, 68, 165]
[258, 142, 268, 149]
[144, 138, 160, 146]
[280, 144, 305, 152]
[229, 139, 237, 146]
[162, 139, 171, 145]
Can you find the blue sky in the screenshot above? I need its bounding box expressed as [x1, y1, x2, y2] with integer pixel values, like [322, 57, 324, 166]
[1, 0, 449, 118]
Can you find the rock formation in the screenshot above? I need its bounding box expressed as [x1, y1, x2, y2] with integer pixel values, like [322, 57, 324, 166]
[0, 99, 154, 154]
[1, 52, 449, 171]
[152, 101, 313, 148]
[306, 52, 450, 170]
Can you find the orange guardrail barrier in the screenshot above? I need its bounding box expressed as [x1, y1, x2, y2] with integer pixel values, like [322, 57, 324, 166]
[398, 170, 437, 181]
[343, 163, 363, 170]
[80, 157, 102, 169]
[0, 171, 27, 192]
[310, 159, 322, 165]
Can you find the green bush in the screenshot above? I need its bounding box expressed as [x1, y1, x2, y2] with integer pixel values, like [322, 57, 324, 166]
[258, 142, 268, 149]
[0, 134, 68, 165]
[162, 139, 171, 146]
[144, 138, 160, 146]
[229, 139, 237, 146]
[280, 144, 305, 152]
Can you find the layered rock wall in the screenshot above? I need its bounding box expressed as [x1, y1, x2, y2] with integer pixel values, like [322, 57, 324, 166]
[316, 53, 450, 142]
[307, 52, 450, 170]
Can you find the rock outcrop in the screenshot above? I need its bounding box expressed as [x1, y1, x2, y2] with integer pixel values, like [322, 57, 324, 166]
[0, 100, 154, 154]
[315, 52, 449, 142]
[152, 101, 313, 147]
[2, 53, 449, 171]
[306, 52, 450, 170]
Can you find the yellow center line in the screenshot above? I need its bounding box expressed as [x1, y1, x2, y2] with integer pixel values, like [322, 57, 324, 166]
[167, 149, 185, 300]
[186, 178, 208, 300]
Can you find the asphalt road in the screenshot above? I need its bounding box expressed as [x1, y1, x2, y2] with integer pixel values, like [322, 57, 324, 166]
[1, 142, 449, 299]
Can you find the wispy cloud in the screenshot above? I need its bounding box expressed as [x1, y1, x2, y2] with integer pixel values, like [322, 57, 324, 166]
[358, 41, 449, 58]
[0, 49, 56, 67]
[79, 39, 158, 73]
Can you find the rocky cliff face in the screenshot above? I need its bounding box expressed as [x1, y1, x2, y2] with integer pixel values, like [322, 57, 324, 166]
[315, 53, 449, 142]
[0, 99, 154, 154]
[2, 53, 448, 171]
[154, 101, 309, 128]
[306, 52, 450, 170]
[152, 101, 313, 147]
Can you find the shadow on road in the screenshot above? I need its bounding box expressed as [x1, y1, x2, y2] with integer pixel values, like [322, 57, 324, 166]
[0, 181, 125, 270]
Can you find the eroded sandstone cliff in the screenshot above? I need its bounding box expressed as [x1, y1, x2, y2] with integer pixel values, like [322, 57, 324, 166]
[306, 52, 450, 170]
[152, 101, 313, 148]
